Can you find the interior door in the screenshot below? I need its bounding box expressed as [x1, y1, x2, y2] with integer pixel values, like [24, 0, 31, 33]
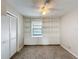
[1, 15, 9, 59]
[9, 14, 17, 57]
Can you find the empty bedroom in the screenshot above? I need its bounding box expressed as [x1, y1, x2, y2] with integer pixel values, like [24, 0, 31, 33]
[1, 0, 78, 59]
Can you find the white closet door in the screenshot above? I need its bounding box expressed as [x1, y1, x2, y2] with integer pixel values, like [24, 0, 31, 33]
[1, 41, 9, 59]
[1, 15, 9, 59]
[9, 15, 16, 57]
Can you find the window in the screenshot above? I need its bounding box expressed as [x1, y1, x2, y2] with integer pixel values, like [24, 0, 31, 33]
[31, 20, 42, 37]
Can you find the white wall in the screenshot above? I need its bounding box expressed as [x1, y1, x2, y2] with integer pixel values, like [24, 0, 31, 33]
[24, 17, 60, 45]
[7, 2, 24, 51]
[17, 15, 24, 51]
[1, 0, 6, 15]
[61, 9, 78, 58]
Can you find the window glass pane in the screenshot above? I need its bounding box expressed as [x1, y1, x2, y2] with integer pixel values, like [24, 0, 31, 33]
[31, 20, 42, 37]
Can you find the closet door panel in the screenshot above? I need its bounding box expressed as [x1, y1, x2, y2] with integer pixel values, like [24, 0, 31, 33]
[10, 15, 16, 57]
[10, 38, 16, 57]
[1, 15, 9, 59]
[1, 15, 9, 42]
[10, 16, 16, 38]
[1, 40, 9, 59]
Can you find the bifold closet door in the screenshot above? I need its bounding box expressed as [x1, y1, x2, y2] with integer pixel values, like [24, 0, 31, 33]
[9, 15, 17, 57]
[1, 15, 9, 59]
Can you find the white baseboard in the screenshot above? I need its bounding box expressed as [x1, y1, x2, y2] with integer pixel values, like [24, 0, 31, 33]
[24, 43, 60, 46]
[61, 44, 78, 58]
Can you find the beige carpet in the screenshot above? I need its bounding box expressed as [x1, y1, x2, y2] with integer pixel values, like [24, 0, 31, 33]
[11, 46, 77, 59]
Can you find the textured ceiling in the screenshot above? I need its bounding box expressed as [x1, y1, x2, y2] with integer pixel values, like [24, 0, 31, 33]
[7, 0, 78, 17]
